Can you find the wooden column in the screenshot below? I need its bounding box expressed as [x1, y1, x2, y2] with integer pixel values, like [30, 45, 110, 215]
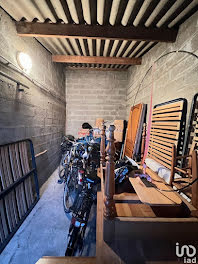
[100, 122, 106, 167]
[141, 123, 147, 159]
[104, 125, 117, 219]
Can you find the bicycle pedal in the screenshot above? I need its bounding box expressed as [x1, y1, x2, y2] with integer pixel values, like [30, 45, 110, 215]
[57, 179, 63, 184]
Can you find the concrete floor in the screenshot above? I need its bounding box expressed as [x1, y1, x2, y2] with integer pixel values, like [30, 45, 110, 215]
[0, 169, 96, 264]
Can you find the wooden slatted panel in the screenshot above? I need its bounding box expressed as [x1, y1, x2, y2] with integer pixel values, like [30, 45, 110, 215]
[0, 140, 38, 252]
[0, 147, 16, 231]
[148, 100, 184, 169]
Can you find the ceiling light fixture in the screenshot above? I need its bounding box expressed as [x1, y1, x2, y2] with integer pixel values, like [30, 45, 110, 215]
[17, 52, 32, 73]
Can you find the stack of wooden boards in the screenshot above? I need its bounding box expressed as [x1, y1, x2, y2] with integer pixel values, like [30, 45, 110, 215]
[123, 103, 146, 160]
[0, 140, 39, 253]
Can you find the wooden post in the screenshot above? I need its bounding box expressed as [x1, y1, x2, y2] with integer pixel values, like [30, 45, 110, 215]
[169, 144, 176, 185]
[192, 150, 198, 209]
[104, 125, 117, 219]
[141, 123, 147, 159]
[100, 122, 106, 167]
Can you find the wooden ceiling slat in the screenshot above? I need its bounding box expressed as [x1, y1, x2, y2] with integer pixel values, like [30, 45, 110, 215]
[73, 0, 84, 24]
[126, 41, 141, 57]
[59, 0, 74, 23]
[138, 0, 160, 26]
[173, 3, 198, 28]
[127, 0, 145, 25]
[45, 0, 59, 22]
[106, 40, 114, 57]
[138, 42, 158, 57]
[83, 39, 90, 56]
[75, 39, 83, 56]
[113, 40, 123, 57]
[119, 41, 132, 57]
[132, 41, 149, 57]
[103, 0, 113, 25]
[149, 0, 177, 27]
[66, 39, 77, 55]
[100, 40, 105, 56]
[162, 0, 193, 28]
[114, 0, 129, 25]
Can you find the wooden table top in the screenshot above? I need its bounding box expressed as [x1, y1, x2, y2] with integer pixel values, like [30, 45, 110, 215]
[129, 173, 182, 206]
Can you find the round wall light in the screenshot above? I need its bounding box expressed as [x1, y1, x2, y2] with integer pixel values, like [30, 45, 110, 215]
[17, 52, 32, 73]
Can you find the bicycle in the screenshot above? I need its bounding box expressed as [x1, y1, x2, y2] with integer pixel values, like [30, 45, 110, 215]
[65, 169, 100, 256]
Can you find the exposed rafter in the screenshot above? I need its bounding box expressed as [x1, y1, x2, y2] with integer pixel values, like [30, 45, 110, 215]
[52, 55, 142, 65]
[16, 22, 178, 43]
[66, 66, 127, 72]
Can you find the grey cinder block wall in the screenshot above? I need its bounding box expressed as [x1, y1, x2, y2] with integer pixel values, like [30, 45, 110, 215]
[0, 9, 66, 187]
[126, 12, 198, 120]
[65, 70, 127, 137]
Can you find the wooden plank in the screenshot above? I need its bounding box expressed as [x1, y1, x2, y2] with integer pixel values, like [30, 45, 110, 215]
[0, 147, 16, 231]
[150, 134, 177, 144]
[3, 146, 19, 225]
[151, 128, 178, 136]
[148, 149, 172, 162]
[151, 125, 179, 130]
[53, 55, 141, 65]
[66, 66, 127, 71]
[151, 121, 180, 127]
[115, 203, 156, 217]
[149, 137, 174, 148]
[15, 144, 27, 215]
[22, 142, 34, 204]
[149, 145, 172, 157]
[149, 142, 172, 152]
[152, 116, 182, 121]
[129, 176, 182, 206]
[16, 22, 178, 43]
[153, 102, 183, 112]
[152, 112, 182, 118]
[9, 145, 23, 219]
[114, 193, 139, 201]
[19, 142, 31, 208]
[36, 257, 96, 264]
[150, 131, 178, 140]
[153, 106, 182, 114]
[124, 103, 143, 158]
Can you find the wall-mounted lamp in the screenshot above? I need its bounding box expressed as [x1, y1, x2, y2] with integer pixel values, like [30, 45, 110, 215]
[17, 52, 32, 73]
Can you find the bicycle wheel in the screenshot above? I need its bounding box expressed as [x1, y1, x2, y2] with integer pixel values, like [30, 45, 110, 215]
[65, 226, 84, 256]
[59, 155, 65, 179]
[63, 173, 77, 213]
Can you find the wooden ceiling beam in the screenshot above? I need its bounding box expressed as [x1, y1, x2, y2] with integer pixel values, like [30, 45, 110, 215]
[52, 55, 141, 65]
[66, 66, 127, 71]
[16, 22, 178, 43]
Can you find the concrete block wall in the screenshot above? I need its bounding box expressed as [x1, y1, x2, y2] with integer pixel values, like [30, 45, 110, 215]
[126, 12, 198, 121]
[66, 69, 127, 137]
[0, 8, 66, 187]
